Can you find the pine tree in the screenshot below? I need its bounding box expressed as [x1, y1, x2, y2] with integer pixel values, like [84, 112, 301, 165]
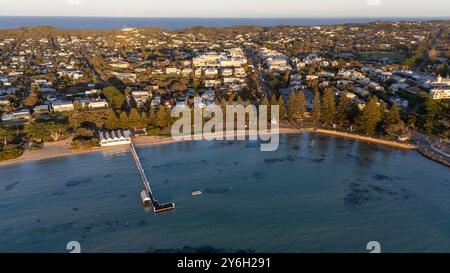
[287, 93, 297, 120]
[237, 96, 244, 106]
[165, 107, 173, 127]
[119, 111, 129, 129]
[148, 108, 157, 128]
[379, 101, 388, 115]
[383, 104, 402, 131]
[128, 108, 140, 129]
[220, 98, 227, 123]
[140, 111, 148, 129]
[24, 85, 41, 107]
[104, 109, 120, 130]
[261, 96, 270, 118]
[277, 96, 286, 120]
[311, 90, 321, 122]
[358, 96, 382, 134]
[336, 95, 350, 125]
[156, 105, 167, 129]
[268, 95, 277, 118]
[288, 92, 306, 121]
[227, 96, 234, 106]
[297, 92, 307, 119]
[320, 89, 336, 124]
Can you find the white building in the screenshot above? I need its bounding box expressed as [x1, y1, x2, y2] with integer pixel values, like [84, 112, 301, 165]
[204, 68, 219, 77]
[109, 61, 130, 69]
[33, 104, 50, 114]
[52, 101, 75, 112]
[204, 79, 221, 87]
[221, 68, 234, 77]
[99, 130, 132, 147]
[1, 109, 31, 121]
[81, 99, 109, 109]
[132, 91, 152, 108]
[165, 67, 181, 74]
[430, 88, 450, 100]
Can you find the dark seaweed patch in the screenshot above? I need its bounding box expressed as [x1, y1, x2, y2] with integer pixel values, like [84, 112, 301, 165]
[264, 158, 285, 164]
[344, 183, 372, 207]
[252, 172, 266, 181]
[51, 221, 76, 232]
[310, 158, 325, 163]
[345, 181, 410, 208]
[65, 178, 93, 187]
[286, 155, 296, 162]
[4, 181, 20, 192]
[152, 163, 175, 169]
[373, 174, 393, 181]
[292, 145, 300, 151]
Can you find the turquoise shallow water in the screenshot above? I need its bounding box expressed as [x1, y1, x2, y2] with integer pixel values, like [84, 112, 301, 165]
[0, 133, 449, 253]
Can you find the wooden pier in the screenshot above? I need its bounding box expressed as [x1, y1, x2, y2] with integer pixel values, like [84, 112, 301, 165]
[130, 144, 175, 213]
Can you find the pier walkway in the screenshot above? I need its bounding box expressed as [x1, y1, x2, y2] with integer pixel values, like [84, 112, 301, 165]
[130, 143, 175, 213]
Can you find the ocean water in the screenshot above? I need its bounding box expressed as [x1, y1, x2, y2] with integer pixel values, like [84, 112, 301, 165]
[0, 16, 448, 30]
[0, 133, 449, 253]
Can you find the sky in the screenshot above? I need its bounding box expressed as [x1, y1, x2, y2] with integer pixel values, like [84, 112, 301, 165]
[1, 0, 450, 18]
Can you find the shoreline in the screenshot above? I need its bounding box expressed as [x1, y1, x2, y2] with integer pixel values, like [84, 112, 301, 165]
[313, 129, 417, 150]
[0, 127, 418, 167]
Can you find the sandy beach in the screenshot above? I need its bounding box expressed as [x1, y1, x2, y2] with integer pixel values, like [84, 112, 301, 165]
[0, 127, 417, 167]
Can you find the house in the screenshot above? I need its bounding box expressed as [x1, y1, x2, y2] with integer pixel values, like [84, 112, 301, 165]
[58, 70, 83, 79]
[79, 99, 109, 109]
[98, 130, 132, 147]
[306, 75, 319, 81]
[109, 61, 130, 69]
[1, 109, 31, 121]
[85, 89, 101, 95]
[430, 88, 450, 100]
[234, 67, 246, 78]
[112, 72, 137, 83]
[194, 69, 203, 77]
[51, 101, 75, 112]
[204, 68, 219, 77]
[219, 58, 247, 67]
[132, 91, 152, 108]
[221, 68, 234, 77]
[165, 67, 181, 74]
[33, 104, 50, 114]
[181, 68, 193, 76]
[204, 79, 221, 88]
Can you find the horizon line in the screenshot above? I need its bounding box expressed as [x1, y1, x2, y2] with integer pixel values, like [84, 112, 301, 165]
[1, 15, 450, 20]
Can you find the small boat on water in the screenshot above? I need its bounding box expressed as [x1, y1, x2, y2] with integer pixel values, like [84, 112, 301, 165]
[192, 191, 203, 196]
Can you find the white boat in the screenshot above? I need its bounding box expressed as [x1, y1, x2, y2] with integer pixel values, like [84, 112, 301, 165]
[192, 191, 203, 196]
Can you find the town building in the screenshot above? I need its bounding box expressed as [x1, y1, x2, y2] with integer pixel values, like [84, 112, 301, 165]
[430, 88, 450, 100]
[1, 109, 31, 121]
[51, 101, 75, 112]
[98, 130, 132, 147]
